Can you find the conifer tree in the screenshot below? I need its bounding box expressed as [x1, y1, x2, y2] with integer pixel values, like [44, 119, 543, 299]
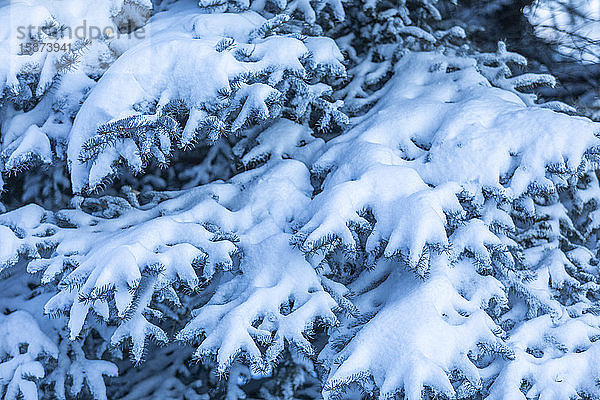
[1, 0, 599, 399]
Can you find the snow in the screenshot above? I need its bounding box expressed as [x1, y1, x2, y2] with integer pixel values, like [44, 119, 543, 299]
[178, 234, 337, 374]
[1, 152, 339, 373]
[2, 42, 600, 397]
[300, 50, 600, 398]
[488, 314, 600, 399]
[0, 0, 147, 189]
[0, 311, 58, 400]
[1, 0, 600, 399]
[322, 258, 510, 400]
[293, 162, 460, 274]
[66, 5, 344, 192]
[236, 119, 325, 167]
[324, 51, 599, 199]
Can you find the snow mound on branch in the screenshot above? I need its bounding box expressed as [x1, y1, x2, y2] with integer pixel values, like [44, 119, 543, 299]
[299, 50, 600, 398]
[488, 313, 600, 399]
[0, 311, 58, 400]
[320, 51, 600, 197]
[293, 51, 600, 278]
[2, 43, 600, 400]
[0, 204, 50, 273]
[322, 258, 511, 400]
[178, 234, 338, 374]
[0, 0, 151, 187]
[2, 148, 344, 368]
[67, 8, 345, 193]
[292, 162, 461, 275]
[0, 0, 140, 96]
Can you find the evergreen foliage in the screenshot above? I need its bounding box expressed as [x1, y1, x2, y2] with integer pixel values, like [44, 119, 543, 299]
[1, 0, 599, 399]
